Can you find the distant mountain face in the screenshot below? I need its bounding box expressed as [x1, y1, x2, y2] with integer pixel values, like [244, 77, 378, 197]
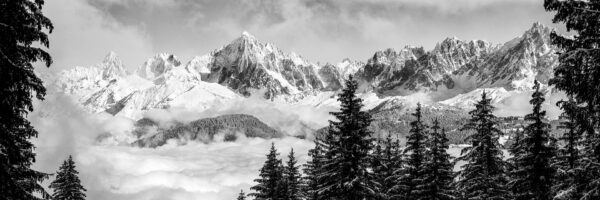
[201, 32, 336, 98]
[132, 114, 283, 148]
[356, 22, 556, 95]
[55, 22, 561, 125]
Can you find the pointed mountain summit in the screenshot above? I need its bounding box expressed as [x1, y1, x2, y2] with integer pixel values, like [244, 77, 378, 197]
[241, 31, 256, 41]
[136, 53, 182, 81]
[204, 31, 328, 98]
[100, 51, 127, 79]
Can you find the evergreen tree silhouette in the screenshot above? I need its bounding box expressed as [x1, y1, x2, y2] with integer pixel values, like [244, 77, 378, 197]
[455, 91, 509, 200]
[250, 143, 284, 200]
[284, 149, 302, 200]
[421, 120, 456, 200]
[49, 156, 87, 200]
[0, 0, 54, 199]
[372, 134, 403, 200]
[545, 1, 600, 199]
[317, 75, 376, 200]
[508, 81, 557, 200]
[303, 139, 324, 200]
[552, 98, 585, 200]
[400, 103, 429, 199]
[237, 190, 246, 200]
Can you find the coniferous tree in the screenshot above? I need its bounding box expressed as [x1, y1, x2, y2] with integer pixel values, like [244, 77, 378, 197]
[545, 1, 600, 199]
[388, 137, 408, 200]
[250, 143, 284, 200]
[400, 103, 429, 199]
[303, 140, 324, 200]
[237, 190, 247, 200]
[455, 91, 509, 200]
[317, 75, 376, 200]
[284, 149, 302, 200]
[552, 98, 585, 200]
[506, 125, 524, 197]
[49, 156, 87, 200]
[0, 0, 54, 199]
[508, 126, 524, 165]
[421, 120, 456, 200]
[508, 81, 557, 200]
[372, 134, 403, 200]
[371, 139, 385, 200]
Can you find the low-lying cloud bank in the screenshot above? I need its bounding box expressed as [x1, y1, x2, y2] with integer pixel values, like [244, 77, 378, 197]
[29, 90, 316, 200]
[78, 137, 313, 200]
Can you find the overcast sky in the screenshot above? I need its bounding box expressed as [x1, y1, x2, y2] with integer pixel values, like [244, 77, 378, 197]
[44, 0, 561, 72]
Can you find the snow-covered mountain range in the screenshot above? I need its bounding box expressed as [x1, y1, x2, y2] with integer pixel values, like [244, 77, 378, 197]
[55, 22, 560, 123]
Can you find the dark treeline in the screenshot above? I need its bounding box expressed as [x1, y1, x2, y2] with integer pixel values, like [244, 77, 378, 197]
[245, 76, 559, 200]
[245, 0, 600, 197]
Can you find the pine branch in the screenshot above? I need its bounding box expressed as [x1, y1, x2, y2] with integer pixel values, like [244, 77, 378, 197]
[574, 7, 600, 14]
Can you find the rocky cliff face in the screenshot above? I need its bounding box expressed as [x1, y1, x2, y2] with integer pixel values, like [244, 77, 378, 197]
[201, 32, 327, 98]
[465, 22, 557, 90]
[355, 22, 556, 95]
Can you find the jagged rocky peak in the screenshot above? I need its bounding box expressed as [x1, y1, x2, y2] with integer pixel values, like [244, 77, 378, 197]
[528, 21, 552, 35]
[100, 51, 128, 79]
[137, 53, 182, 80]
[204, 31, 325, 98]
[186, 55, 213, 78]
[233, 31, 258, 48]
[241, 30, 254, 39]
[511, 22, 554, 55]
[458, 22, 558, 90]
[521, 22, 554, 52]
[434, 37, 495, 57]
[369, 47, 423, 66]
[289, 51, 309, 66]
[355, 22, 560, 94]
[337, 58, 363, 77]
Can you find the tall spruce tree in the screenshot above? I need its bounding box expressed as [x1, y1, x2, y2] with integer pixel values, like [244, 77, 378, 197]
[317, 75, 376, 200]
[250, 143, 285, 200]
[303, 139, 324, 200]
[372, 134, 403, 200]
[49, 156, 86, 200]
[421, 120, 456, 200]
[508, 81, 557, 200]
[544, 1, 600, 199]
[552, 98, 585, 200]
[237, 190, 246, 200]
[400, 103, 429, 199]
[284, 149, 302, 200]
[0, 0, 54, 199]
[455, 91, 509, 200]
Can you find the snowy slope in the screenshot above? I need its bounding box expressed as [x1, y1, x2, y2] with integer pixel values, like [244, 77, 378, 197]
[57, 52, 239, 119]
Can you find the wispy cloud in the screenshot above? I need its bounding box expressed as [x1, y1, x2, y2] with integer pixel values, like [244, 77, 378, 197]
[43, 0, 154, 72]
